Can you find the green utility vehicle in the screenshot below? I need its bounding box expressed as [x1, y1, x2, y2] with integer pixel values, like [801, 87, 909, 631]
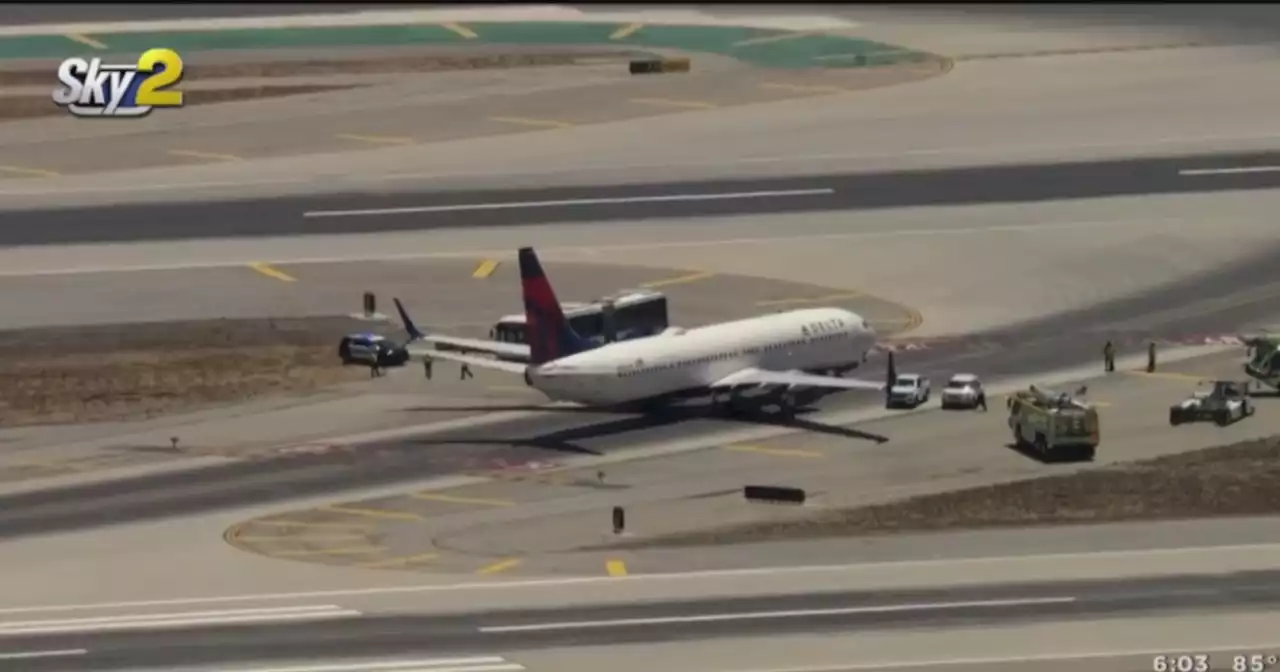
[1006, 385, 1100, 462]
[1244, 333, 1280, 393]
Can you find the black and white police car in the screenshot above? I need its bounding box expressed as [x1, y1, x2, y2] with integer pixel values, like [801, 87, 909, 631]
[337, 333, 409, 369]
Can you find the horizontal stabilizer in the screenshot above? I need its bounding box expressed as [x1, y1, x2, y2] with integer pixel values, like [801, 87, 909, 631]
[418, 348, 529, 375]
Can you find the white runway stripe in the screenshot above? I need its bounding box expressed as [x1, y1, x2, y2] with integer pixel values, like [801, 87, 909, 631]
[219, 656, 524, 672]
[0, 605, 359, 636]
[0, 648, 88, 660]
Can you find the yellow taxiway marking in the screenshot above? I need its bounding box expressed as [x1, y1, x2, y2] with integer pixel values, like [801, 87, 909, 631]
[630, 97, 718, 110]
[732, 30, 825, 48]
[606, 560, 629, 577]
[476, 558, 523, 575]
[244, 519, 375, 530]
[248, 262, 297, 282]
[488, 116, 574, 129]
[641, 270, 714, 288]
[760, 82, 848, 95]
[1123, 370, 1209, 382]
[168, 149, 242, 162]
[0, 165, 61, 178]
[756, 292, 864, 307]
[360, 552, 441, 570]
[271, 545, 387, 557]
[234, 534, 369, 543]
[725, 445, 825, 459]
[442, 22, 478, 39]
[66, 33, 107, 49]
[472, 259, 500, 278]
[611, 22, 644, 40]
[322, 504, 425, 522]
[411, 492, 513, 508]
[335, 133, 414, 145]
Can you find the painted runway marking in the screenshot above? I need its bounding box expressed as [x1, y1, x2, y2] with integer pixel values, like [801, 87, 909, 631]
[488, 116, 573, 130]
[65, 33, 106, 49]
[477, 597, 1077, 632]
[1179, 165, 1280, 176]
[472, 259, 500, 278]
[757, 292, 864, 307]
[0, 165, 60, 178]
[476, 558, 522, 575]
[303, 189, 835, 218]
[248, 262, 297, 282]
[359, 553, 441, 570]
[641, 270, 714, 288]
[0, 649, 88, 660]
[725, 445, 825, 459]
[322, 504, 425, 522]
[168, 149, 242, 162]
[630, 97, 718, 110]
[606, 560, 629, 577]
[336, 133, 415, 146]
[8, 544, 1275, 615]
[412, 492, 513, 507]
[611, 22, 644, 40]
[441, 22, 478, 39]
[0, 605, 359, 636]
[227, 656, 524, 672]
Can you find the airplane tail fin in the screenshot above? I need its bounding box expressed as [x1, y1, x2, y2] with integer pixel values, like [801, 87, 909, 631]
[393, 298, 425, 340]
[518, 247, 592, 364]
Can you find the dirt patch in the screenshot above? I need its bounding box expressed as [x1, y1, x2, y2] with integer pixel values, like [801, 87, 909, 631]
[597, 436, 1280, 549]
[0, 83, 358, 121]
[0, 316, 395, 426]
[0, 51, 634, 87]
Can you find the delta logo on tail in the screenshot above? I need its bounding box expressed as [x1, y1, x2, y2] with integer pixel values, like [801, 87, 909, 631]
[518, 247, 593, 364]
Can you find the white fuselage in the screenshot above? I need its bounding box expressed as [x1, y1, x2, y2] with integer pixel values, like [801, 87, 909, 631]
[527, 307, 876, 405]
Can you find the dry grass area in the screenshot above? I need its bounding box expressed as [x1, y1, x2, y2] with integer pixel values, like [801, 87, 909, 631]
[601, 436, 1280, 549]
[0, 316, 386, 426]
[1, 84, 358, 121]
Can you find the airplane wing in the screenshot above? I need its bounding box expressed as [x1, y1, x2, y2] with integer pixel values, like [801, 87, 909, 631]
[418, 348, 530, 375]
[710, 367, 886, 391]
[414, 335, 530, 360]
[394, 297, 531, 361]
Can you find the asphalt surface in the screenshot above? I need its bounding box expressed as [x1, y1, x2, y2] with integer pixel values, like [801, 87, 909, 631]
[0, 242, 1276, 543]
[5, 570, 1280, 670]
[7, 150, 1280, 246]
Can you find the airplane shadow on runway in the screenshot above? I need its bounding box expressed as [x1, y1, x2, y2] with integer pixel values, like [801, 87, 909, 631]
[403, 390, 889, 458]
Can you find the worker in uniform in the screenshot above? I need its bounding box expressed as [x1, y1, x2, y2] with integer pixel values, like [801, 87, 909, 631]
[1103, 340, 1116, 373]
[460, 362, 473, 380]
[976, 387, 988, 412]
[423, 355, 433, 380]
[1147, 341, 1157, 373]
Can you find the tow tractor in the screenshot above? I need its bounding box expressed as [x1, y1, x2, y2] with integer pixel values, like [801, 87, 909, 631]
[1169, 380, 1254, 426]
[1007, 385, 1099, 462]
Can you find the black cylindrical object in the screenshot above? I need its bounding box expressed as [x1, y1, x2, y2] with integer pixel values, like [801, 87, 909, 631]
[612, 505, 625, 534]
[743, 485, 806, 504]
[363, 291, 376, 316]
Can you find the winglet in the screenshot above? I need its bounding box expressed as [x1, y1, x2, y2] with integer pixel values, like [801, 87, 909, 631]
[393, 298, 425, 340]
[518, 246, 592, 364]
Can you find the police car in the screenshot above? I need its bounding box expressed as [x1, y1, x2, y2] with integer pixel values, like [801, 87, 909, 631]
[337, 333, 409, 369]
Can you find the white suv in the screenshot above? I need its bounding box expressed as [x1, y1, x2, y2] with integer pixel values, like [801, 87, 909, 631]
[941, 373, 984, 410]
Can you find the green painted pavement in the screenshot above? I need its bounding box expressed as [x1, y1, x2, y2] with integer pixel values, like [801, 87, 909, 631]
[0, 22, 932, 69]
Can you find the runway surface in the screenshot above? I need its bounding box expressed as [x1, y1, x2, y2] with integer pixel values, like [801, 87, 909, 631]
[3, 570, 1280, 670]
[7, 150, 1280, 246]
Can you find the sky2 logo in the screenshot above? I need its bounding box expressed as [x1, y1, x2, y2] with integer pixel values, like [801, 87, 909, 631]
[52, 48, 185, 118]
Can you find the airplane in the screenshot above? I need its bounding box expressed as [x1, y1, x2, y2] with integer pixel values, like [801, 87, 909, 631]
[392, 247, 891, 417]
